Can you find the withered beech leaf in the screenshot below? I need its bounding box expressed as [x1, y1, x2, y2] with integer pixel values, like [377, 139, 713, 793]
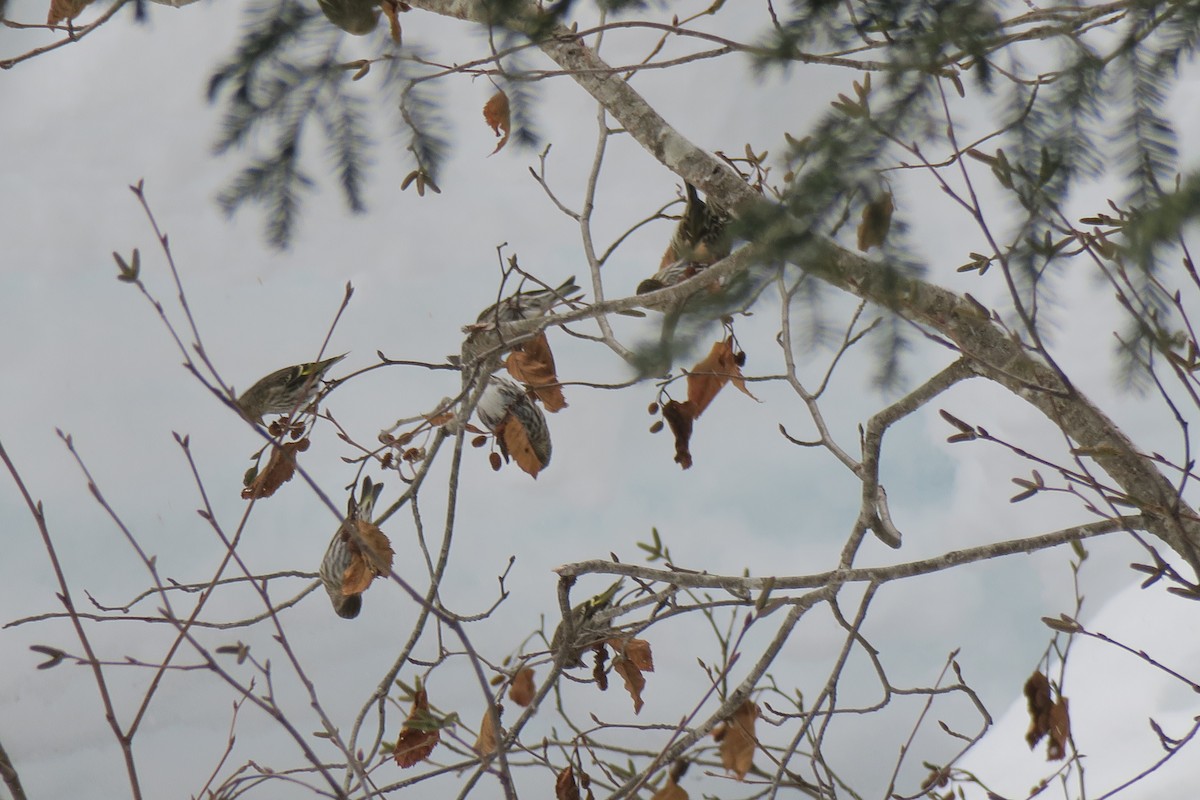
[609, 637, 654, 672]
[716, 700, 758, 780]
[1023, 671, 1054, 750]
[241, 439, 309, 500]
[483, 91, 511, 155]
[508, 667, 536, 707]
[47, 0, 94, 25]
[651, 778, 688, 800]
[393, 688, 441, 767]
[556, 764, 581, 800]
[341, 521, 395, 595]
[506, 332, 567, 412]
[613, 655, 647, 714]
[857, 192, 894, 251]
[661, 400, 695, 470]
[473, 704, 500, 756]
[687, 338, 758, 418]
[497, 414, 546, 478]
[1047, 697, 1071, 761]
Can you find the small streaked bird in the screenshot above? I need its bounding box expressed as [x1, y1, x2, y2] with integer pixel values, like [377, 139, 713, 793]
[469, 276, 582, 330]
[319, 477, 384, 619]
[317, 0, 380, 35]
[236, 354, 346, 425]
[637, 183, 731, 302]
[550, 580, 623, 668]
[477, 377, 552, 469]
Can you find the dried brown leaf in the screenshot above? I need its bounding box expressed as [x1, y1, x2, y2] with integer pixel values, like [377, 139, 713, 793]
[483, 91, 511, 155]
[651, 779, 688, 800]
[508, 667, 535, 707]
[393, 689, 441, 767]
[47, 0, 93, 25]
[687, 338, 758, 417]
[857, 192, 894, 251]
[556, 765, 581, 800]
[661, 400, 695, 470]
[497, 413, 546, 478]
[473, 704, 500, 756]
[609, 637, 654, 672]
[1047, 697, 1071, 761]
[241, 439, 309, 499]
[613, 655, 646, 714]
[506, 332, 567, 412]
[716, 700, 758, 780]
[341, 520, 395, 595]
[1024, 670, 1054, 750]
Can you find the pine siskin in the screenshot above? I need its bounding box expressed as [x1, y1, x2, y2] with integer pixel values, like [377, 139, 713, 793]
[662, 182, 731, 268]
[316, 0, 380, 35]
[477, 377, 552, 469]
[319, 477, 384, 619]
[470, 276, 583, 330]
[550, 580, 624, 668]
[236, 354, 346, 425]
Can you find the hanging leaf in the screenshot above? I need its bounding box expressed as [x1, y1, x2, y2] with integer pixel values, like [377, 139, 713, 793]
[609, 637, 654, 672]
[393, 688, 441, 767]
[506, 331, 567, 412]
[241, 439, 309, 499]
[473, 704, 500, 756]
[555, 765, 582, 800]
[661, 400, 695, 469]
[483, 91, 511, 155]
[714, 700, 758, 780]
[497, 413, 547, 478]
[687, 338, 758, 417]
[508, 667, 536, 707]
[47, 0, 93, 25]
[613, 655, 646, 714]
[340, 520, 395, 594]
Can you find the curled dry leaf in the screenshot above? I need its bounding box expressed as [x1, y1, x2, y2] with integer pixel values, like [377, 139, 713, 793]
[714, 700, 758, 780]
[483, 90, 511, 155]
[339, 520, 395, 595]
[393, 688, 441, 768]
[508, 667, 536, 707]
[651, 778, 688, 800]
[857, 192, 894, 251]
[555, 764, 581, 800]
[613, 655, 647, 714]
[687, 337, 758, 417]
[662, 400, 695, 469]
[473, 704, 500, 756]
[1024, 670, 1053, 749]
[1047, 697, 1071, 760]
[608, 637, 654, 672]
[497, 414, 546, 478]
[47, 0, 94, 25]
[241, 439, 310, 499]
[506, 332, 567, 412]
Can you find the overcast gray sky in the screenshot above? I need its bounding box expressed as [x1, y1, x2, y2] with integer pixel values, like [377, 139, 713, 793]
[2, 1, 1199, 798]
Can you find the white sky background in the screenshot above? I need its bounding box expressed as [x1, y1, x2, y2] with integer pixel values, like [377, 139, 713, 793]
[1, 1, 1199, 798]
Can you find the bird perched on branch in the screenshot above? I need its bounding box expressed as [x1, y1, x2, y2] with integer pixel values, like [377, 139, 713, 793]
[550, 580, 624, 668]
[468, 276, 582, 331]
[319, 477, 384, 619]
[638, 183, 731, 300]
[236, 354, 346, 425]
[477, 377, 552, 472]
